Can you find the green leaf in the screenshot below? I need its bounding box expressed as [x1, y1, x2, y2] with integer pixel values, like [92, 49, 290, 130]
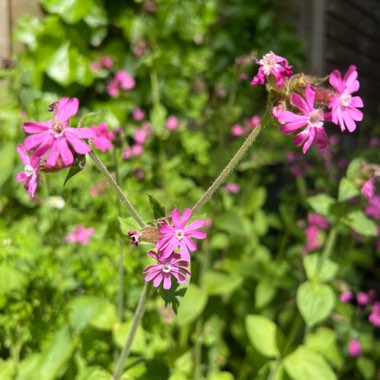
[0, 143, 16, 189]
[283, 346, 337, 380]
[68, 296, 118, 334]
[305, 328, 343, 369]
[342, 210, 377, 237]
[0, 359, 16, 380]
[118, 217, 142, 236]
[307, 194, 335, 218]
[0, 265, 27, 295]
[176, 284, 208, 326]
[338, 177, 360, 202]
[255, 280, 276, 309]
[208, 372, 235, 380]
[297, 281, 335, 327]
[64, 155, 86, 186]
[113, 321, 146, 353]
[158, 286, 187, 314]
[40, 0, 94, 24]
[147, 193, 166, 219]
[46, 43, 73, 85]
[303, 255, 338, 282]
[346, 158, 363, 179]
[357, 357, 376, 380]
[203, 271, 242, 296]
[36, 326, 77, 380]
[245, 315, 283, 357]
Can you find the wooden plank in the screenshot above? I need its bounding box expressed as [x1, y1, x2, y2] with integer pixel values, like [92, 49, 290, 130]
[347, 0, 380, 23]
[0, 0, 10, 61]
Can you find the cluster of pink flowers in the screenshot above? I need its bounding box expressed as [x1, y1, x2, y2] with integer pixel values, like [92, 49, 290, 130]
[90, 56, 113, 72]
[231, 115, 260, 137]
[17, 98, 95, 198]
[251, 52, 364, 153]
[66, 225, 95, 245]
[340, 289, 380, 327]
[130, 209, 207, 290]
[300, 213, 330, 253]
[123, 121, 152, 160]
[90, 122, 115, 152]
[107, 70, 135, 97]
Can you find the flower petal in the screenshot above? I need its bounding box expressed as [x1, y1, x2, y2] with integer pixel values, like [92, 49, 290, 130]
[59, 138, 74, 166]
[23, 121, 50, 133]
[16, 172, 27, 182]
[24, 131, 52, 150]
[17, 144, 30, 165]
[56, 97, 79, 122]
[65, 133, 92, 154]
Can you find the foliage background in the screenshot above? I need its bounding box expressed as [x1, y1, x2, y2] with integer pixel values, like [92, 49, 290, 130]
[0, 0, 379, 379]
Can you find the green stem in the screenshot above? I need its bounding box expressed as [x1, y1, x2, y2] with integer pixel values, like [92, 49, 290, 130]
[113, 283, 151, 380]
[267, 358, 282, 380]
[317, 227, 338, 277]
[113, 148, 125, 322]
[88, 151, 146, 228]
[192, 111, 270, 214]
[150, 68, 160, 108]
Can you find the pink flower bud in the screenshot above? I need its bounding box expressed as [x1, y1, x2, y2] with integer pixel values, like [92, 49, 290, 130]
[231, 124, 245, 137]
[348, 339, 362, 357]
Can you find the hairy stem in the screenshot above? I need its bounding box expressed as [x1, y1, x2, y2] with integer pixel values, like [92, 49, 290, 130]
[192, 111, 270, 214]
[113, 283, 151, 380]
[88, 150, 146, 228]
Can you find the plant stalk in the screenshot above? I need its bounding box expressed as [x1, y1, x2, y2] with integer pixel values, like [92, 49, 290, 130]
[113, 283, 151, 380]
[317, 227, 337, 277]
[88, 150, 146, 228]
[192, 111, 270, 214]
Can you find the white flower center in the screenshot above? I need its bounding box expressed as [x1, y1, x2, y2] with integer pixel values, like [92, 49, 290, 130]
[24, 164, 34, 177]
[340, 93, 352, 107]
[162, 264, 171, 273]
[260, 53, 277, 75]
[51, 119, 64, 137]
[309, 109, 324, 126]
[175, 229, 184, 240]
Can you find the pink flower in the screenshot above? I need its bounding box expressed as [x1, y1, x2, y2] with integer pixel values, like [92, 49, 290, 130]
[348, 339, 362, 357]
[90, 62, 101, 72]
[66, 225, 95, 245]
[134, 127, 149, 145]
[304, 225, 323, 252]
[231, 124, 245, 137]
[165, 115, 180, 131]
[225, 183, 240, 193]
[369, 302, 380, 327]
[107, 70, 135, 97]
[16, 144, 41, 198]
[156, 209, 207, 261]
[250, 51, 292, 87]
[248, 115, 261, 130]
[357, 292, 370, 305]
[133, 107, 145, 121]
[365, 195, 380, 219]
[275, 85, 328, 153]
[143, 250, 191, 289]
[91, 122, 115, 152]
[101, 56, 113, 68]
[115, 70, 135, 90]
[326, 65, 364, 133]
[339, 291, 353, 303]
[23, 98, 95, 167]
[122, 144, 144, 160]
[307, 213, 330, 230]
[361, 178, 375, 199]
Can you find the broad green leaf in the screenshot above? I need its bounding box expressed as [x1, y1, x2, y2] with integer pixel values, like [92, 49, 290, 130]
[305, 328, 343, 369]
[208, 372, 235, 380]
[342, 210, 377, 237]
[346, 158, 363, 179]
[75, 367, 112, 380]
[283, 346, 336, 380]
[68, 296, 118, 333]
[40, 0, 94, 24]
[297, 281, 335, 327]
[246, 315, 283, 357]
[46, 43, 73, 85]
[13, 17, 42, 49]
[176, 284, 208, 326]
[307, 194, 335, 218]
[357, 357, 376, 379]
[113, 321, 146, 353]
[0, 265, 27, 295]
[0, 359, 16, 380]
[303, 255, 338, 282]
[255, 280, 276, 309]
[338, 177, 360, 202]
[147, 193, 166, 219]
[118, 217, 142, 236]
[37, 326, 77, 380]
[203, 271, 242, 296]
